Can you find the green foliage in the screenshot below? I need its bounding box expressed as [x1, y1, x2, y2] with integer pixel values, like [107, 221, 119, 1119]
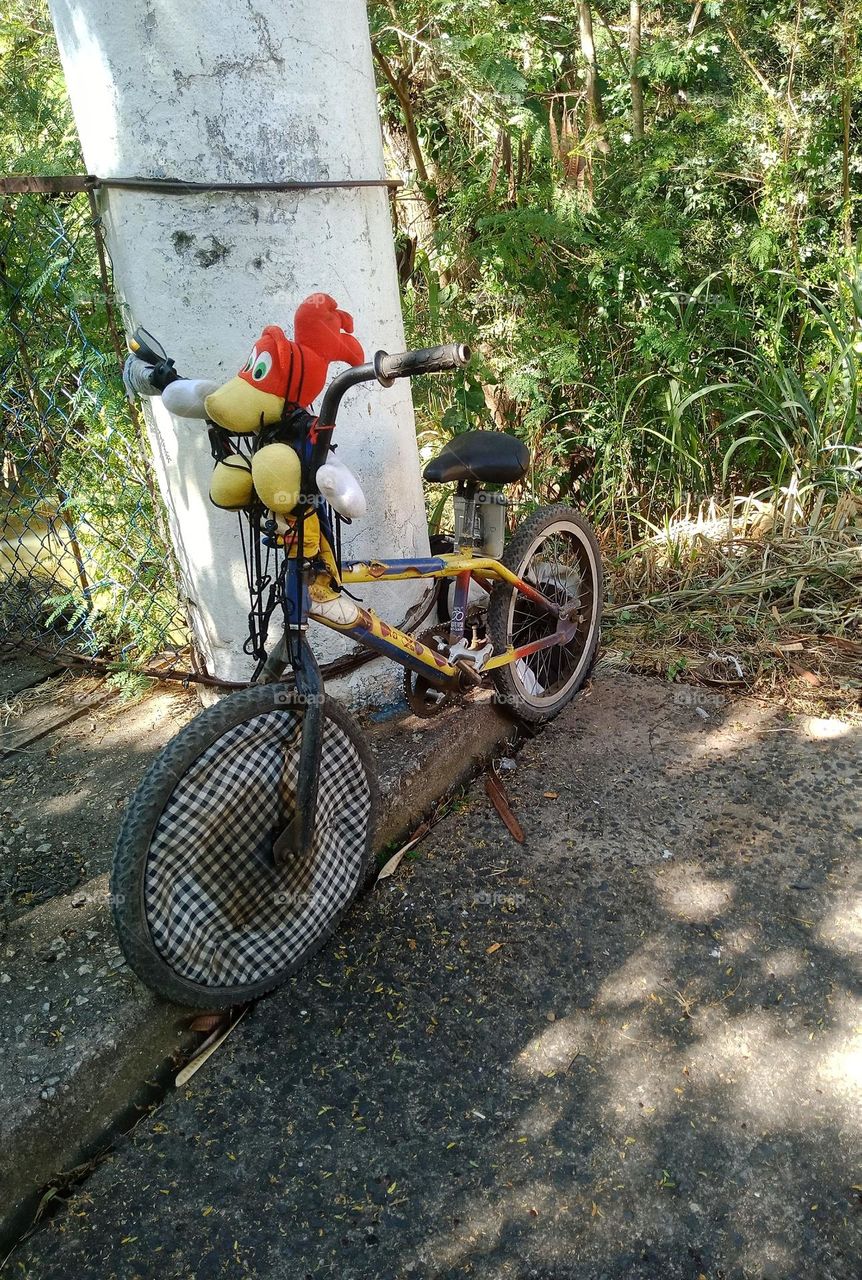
[372, 0, 862, 537]
[0, 0, 78, 172]
[1, 1, 186, 661]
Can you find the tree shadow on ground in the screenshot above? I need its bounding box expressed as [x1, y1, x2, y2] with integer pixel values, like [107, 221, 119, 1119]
[0, 675, 197, 926]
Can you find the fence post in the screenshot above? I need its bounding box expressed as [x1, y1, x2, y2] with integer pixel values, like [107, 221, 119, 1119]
[45, 1, 430, 684]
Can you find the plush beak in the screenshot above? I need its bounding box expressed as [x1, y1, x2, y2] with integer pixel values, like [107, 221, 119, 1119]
[204, 376, 284, 434]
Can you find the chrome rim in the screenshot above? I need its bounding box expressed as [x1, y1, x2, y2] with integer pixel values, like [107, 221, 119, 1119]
[505, 521, 599, 708]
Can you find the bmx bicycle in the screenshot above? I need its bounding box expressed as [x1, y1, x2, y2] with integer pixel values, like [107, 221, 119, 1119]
[112, 334, 603, 1007]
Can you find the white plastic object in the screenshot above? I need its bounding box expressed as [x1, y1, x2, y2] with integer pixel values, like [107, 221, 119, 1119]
[162, 378, 219, 419]
[308, 595, 362, 625]
[315, 458, 367, 519]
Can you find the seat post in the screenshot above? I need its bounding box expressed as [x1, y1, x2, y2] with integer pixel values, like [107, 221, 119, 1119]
[454, 479, 480, 555]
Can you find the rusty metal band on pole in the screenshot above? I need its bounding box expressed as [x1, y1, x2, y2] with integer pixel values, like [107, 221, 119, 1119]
[0, 174, 402, 195]
[99, 177, 402, 193]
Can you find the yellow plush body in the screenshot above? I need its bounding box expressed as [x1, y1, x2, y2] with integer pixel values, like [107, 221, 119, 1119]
[250, 443, 302, 515]
[278, 511, 322, 557]
[275, 513, 340, 603]
[209, 455, 254, 510]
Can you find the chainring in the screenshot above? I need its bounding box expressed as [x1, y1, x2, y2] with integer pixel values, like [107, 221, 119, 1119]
[403, 627, 458, 718]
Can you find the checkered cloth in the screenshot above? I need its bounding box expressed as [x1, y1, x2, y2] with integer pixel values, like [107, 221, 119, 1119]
[144, 709, 372, 987]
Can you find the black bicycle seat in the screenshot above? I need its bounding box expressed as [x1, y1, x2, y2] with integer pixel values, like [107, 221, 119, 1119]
[423, 430, 529, 485]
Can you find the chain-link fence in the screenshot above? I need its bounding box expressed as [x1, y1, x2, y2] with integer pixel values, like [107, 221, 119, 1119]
[0, 177, 191, 670]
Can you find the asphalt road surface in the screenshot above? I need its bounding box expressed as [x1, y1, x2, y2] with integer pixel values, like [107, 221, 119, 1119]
[5, 674, 859, 1280]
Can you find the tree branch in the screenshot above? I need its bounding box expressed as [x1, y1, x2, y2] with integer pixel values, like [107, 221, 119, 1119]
[629, 1, 645, 139]
[372, 41, 435, 197]
[721, 20, 777, 100]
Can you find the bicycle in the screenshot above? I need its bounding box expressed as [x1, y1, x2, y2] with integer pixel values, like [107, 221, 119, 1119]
[113, 331, 603, 1008]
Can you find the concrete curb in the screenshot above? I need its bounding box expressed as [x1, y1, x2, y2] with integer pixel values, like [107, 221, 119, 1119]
[0, 694, 514, 1246]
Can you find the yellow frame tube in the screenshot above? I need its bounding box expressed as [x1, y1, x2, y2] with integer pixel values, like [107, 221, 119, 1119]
[341, 554, 524, 589]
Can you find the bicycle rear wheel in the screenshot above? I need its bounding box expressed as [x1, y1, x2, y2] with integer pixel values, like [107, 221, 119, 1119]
[487, 504, 602, 724]
[111, 685, 377, 1008]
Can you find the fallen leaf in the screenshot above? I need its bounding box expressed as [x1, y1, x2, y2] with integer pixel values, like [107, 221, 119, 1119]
[376, 847, 407, 881]
[33, 1187, 58, 1222]
[189, 1013, 226, 1034]
[376, 822, 430, 883]
[175, 1006, 249, 1088]
[485, 773, 524, 843]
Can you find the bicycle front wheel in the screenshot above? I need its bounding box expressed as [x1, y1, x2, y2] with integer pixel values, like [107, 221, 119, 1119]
[487, 504, 603, 724]
[111, 685, 377, 1008]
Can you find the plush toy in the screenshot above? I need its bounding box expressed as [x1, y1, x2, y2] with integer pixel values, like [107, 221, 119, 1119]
[204, 293, 364, 433]
[162, 294, 368, 619]
[163, 293, 367, 522]
[207, 453, 254, 511]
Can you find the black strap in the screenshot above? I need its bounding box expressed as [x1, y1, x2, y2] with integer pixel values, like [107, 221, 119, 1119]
[208, 424, 234, 462]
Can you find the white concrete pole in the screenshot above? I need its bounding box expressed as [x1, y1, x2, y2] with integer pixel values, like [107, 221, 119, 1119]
[47, 0, 429, 686]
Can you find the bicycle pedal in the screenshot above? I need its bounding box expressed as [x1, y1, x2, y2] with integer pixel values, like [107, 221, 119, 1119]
[454, 656, 485, 686]
[448, 638, 493, 671]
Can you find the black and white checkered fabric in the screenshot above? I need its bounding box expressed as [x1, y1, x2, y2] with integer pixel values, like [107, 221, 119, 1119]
[144, 709, 372, 987]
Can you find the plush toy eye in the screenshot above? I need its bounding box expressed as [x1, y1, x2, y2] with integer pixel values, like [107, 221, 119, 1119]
[252, 351, 273, 382]
[244, 345, 258, 373]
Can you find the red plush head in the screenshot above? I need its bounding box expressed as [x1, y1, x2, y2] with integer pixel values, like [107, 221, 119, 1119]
[294, 292, 365, 369]
[237, 325, 303, 400]
[204, 294, 365, 433]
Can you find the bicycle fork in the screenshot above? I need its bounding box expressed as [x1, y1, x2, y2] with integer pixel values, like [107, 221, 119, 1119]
[256, 629, 324, 866]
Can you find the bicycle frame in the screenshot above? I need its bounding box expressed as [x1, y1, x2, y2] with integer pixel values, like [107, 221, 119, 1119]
[260, 543, 578, 865]
[310, 551, 578, 690]
[246, 352, 575, 866]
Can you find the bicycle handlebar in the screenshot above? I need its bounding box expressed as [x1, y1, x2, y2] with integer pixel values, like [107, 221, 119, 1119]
[123, 352, 179, 398]
[374, 343, 471, 385]
[124, 327, 471, 442]
[317, 343, 472, 430]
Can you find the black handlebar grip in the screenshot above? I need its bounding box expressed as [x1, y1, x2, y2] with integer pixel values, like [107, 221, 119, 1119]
[123, 353, 178, 397]
[374, 343, 471, 385]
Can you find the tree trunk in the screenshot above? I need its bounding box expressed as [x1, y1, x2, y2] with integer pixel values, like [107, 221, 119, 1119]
[841, 1, 854, 258]
[578, 2, 609, 152]
[49, 0, 430, 684]
[628, 1, 644, 139]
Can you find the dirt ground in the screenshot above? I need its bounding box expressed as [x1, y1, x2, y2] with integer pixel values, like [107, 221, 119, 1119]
[1, 660, 198, 925]
[2, 671, 858, 1280]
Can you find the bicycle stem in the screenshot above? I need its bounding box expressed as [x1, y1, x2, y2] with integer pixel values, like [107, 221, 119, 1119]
[312, 360, 378, 475]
